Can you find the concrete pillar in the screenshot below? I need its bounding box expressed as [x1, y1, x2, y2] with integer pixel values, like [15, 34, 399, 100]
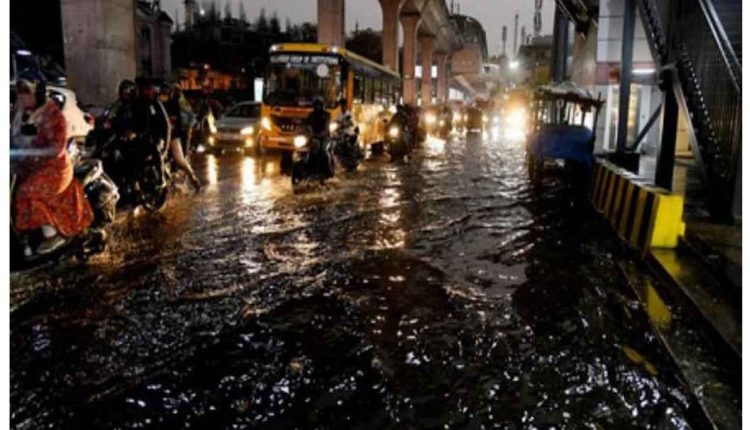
[61, 0, 138, 106]
[379, 0, 402, 71]
[419, 35, 433, 106]
[400, 13, 421, 106]
[434, 53, 448, 102]
[317, 0, 345, 47]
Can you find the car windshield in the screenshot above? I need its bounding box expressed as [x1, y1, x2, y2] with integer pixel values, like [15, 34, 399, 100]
[226, 104, 260, 118]
[264, 53, 342, 108]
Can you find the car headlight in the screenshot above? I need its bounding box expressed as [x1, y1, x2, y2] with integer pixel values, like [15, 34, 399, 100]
[493, 116, 500, 123]
[241, 126, 254, 136]
[329, 122, 338, 133]
[261, 117, 272, 131]
[482, 115, 489, 123]
[244, 138, 254, 148]
[293, 135, 307, 149]
[388, 126, 399, 138]
[425, 113, 437, 125]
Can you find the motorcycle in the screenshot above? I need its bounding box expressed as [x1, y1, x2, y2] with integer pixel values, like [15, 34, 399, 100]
[93, 130, 170, 212]
[10, 138, 119, 265]
[385, 120, 413, 161]
[330, 115, 363, 172]
[291, 128, 335, 186]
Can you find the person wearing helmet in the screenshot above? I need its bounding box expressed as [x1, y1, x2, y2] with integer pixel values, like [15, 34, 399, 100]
[105, 79, 138, 137]
[11, 69, 93, 254]
[305, 97, 331, 138]
[160, 82, 202, 190]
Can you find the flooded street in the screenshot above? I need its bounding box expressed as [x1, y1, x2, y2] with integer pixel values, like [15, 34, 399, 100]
[11, 134, 708, 428]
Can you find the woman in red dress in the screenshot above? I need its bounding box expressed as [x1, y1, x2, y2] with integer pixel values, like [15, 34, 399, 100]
[12, 70, 93, 254]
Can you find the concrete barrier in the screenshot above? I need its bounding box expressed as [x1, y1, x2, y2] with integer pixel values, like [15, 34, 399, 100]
[590, 160, 686, 253]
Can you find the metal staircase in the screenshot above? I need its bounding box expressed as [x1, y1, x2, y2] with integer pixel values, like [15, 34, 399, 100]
[637, 0, 741, 221]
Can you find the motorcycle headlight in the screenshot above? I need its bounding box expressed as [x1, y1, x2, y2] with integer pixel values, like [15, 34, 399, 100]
[209, 123, 217, 134]
[293, 135, 308, 149]
[482, 115, 489, 123]
[329, 122, 339, 134]
[425, 113, 437, 125]
[388, 126, 400, 138]
[439, 120, 445, 127]
[240, 126, 254, 135]
[261, 117, 272, 131]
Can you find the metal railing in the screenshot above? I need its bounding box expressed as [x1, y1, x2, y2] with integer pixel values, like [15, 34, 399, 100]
[639, 0, 741, 220]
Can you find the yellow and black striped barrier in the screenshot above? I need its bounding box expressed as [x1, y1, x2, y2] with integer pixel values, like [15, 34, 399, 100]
[590, 160, 685, 253]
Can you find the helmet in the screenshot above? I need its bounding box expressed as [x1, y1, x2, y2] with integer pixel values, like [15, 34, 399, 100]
[312, 97, 324, 110]
[337, 97, 347, 108]
[16, 69, 47, 107]
[159, 83, 173, 97]
[117, 79, 137, 100]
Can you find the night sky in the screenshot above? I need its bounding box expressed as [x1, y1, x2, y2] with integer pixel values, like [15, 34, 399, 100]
[162, 0, 556, 57]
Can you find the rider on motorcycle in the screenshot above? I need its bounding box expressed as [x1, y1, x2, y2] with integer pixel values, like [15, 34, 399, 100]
[105, 79, 138, 137]
[159, 84, 201, 190]
[11, 69, 93, 254]
[305, 97, 331, 139]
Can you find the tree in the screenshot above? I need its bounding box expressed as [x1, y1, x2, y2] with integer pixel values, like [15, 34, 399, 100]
[239, 1, 247, 23]
[285, 18, 292, 34]
[346, 28, 382, 63]
[224, 0, 232, 20]
[269, 11, 281, 35]
[256, 8, 269, 33]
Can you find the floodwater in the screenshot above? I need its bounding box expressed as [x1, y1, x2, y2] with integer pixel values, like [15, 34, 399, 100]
[11, 133, 710, 428]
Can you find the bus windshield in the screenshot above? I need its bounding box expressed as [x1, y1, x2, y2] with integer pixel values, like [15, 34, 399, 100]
[264, 53, 342, 108]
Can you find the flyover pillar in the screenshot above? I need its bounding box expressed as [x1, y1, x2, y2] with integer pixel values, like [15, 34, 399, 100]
[419, 35, 434, 106]
[60, 0, 137, 106]
[434, 53, 448, 103]
[317, 0, 346, 47]
[400, 12, 421, 106]
[378, 0, 402, 71]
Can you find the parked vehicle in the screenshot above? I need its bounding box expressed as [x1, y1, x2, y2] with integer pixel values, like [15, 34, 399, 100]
[207, 101, 261, 154]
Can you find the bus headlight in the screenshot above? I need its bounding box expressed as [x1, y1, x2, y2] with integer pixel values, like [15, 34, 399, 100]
[240, 126, 254, 135]
[293, 135, 308, 149]
[388, 126, 400, 138]
[261, 117, 272, 131]
[329, 122, 338, 134]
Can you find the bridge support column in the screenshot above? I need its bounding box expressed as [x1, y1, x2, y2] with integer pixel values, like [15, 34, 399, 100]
[400, 13, 421, 106]
[60, 0, 137, 106]
[434, 53, 448, 102]
[419, 35, 434, 106]
[655, 68, 678, 190]
[379, 0, 401, 71]
[317, 0, 346, 47]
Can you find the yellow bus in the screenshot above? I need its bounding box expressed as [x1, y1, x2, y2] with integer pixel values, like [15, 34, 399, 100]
[257, 43, 401, 153]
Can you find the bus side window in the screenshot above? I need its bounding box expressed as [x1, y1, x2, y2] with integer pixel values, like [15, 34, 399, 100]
[364, 77, 374, 104]
[373, 79, 382, 105]
[353, 74, 364, 104]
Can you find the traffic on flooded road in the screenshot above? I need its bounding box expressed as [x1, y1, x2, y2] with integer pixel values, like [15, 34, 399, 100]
[11, 130, 710, 428]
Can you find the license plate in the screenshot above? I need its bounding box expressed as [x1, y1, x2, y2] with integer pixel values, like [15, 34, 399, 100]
[216, 132, 241, 140]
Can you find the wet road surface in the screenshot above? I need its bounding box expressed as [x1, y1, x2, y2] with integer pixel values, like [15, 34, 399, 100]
[11, 134, 710, 428]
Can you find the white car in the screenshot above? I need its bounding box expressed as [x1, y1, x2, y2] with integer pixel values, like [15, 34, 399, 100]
[208, 102, 261, 154]
[10, 82, 94, 143]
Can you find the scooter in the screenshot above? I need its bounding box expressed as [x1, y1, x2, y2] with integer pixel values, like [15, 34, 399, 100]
[11, 139, 119, 266]
[331, 115, 363, 172]
[291, 129, 335, 186]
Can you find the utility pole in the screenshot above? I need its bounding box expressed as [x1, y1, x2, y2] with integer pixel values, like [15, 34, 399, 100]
[513, 13, 519, 58]
[502, 26, 507, 57]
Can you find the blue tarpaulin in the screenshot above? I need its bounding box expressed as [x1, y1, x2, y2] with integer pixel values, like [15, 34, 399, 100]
[528, 125, 595, 169]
